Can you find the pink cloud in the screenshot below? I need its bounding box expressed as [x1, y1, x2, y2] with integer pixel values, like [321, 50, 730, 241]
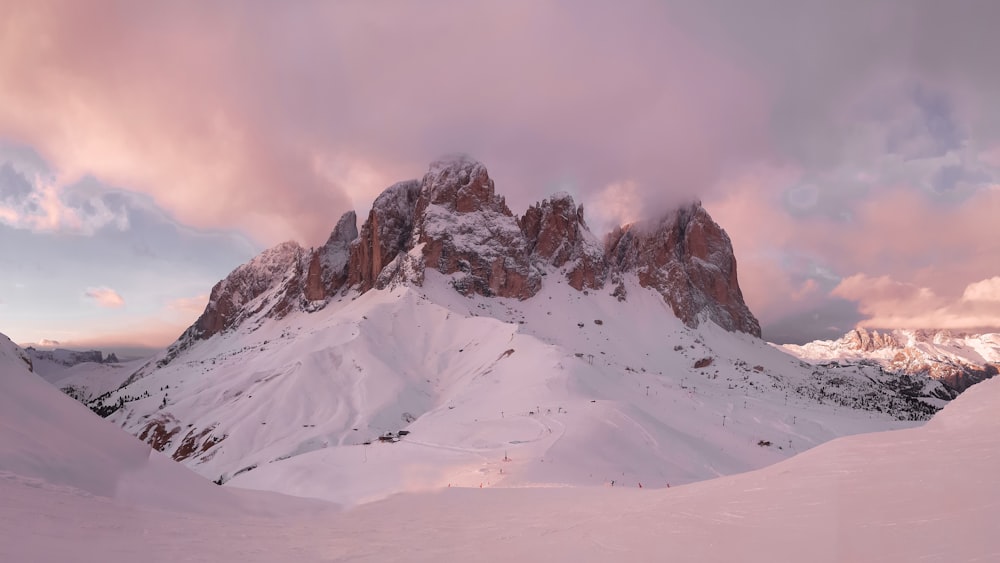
[709, 169, 1000, 332]
[832, 274, 938, 306]
[830, 274, 1000, 330]
[0, 1, 770, 246]
[83, 287, 125, 308]
[962, 276, 1000, 303]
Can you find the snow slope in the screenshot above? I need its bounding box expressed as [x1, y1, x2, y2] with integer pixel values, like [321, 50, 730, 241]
[102, 271, 944, 507]
[4, 359, 998, 562]
[0, 332, 331, 517]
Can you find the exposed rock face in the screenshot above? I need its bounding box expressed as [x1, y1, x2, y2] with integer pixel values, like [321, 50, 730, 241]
[605, 203, 761, 337]
[411, 155, 540, 299]
[521, 193, 606, 290]
[347, 181, 421, 292]
[191, 241, 306, 339]
[181, 155, 762, 343]
[305, 211, 358, 301]
[844, 328, 898, 352]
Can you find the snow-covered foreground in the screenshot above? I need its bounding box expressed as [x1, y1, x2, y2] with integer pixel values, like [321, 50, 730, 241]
[103, 273, 941, 507]
[4, 367, 998, 562]
[0, 332, 334, 518]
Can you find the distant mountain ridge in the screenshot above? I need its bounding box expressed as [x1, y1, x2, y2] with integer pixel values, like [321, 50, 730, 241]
[781, 328, 1000, 392]
[25, 347, 119, 366]
[24, 346, 146, 405]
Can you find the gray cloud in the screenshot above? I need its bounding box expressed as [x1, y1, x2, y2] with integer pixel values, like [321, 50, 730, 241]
[762, 298, 867, 345]
[0, 162, 33, 203]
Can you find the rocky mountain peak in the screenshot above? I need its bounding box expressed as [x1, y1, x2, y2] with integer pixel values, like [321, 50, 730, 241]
[181, 156, 762, 344]
[844, 328, 898, 352]
[605, 202, 761, 336]
[521, 192, 606, 290]
[419, 154, 512, 215]
[411, 156, 539, 299]
[305, 211, 358, 301]
[347, 180, 422, 292]
[192, 241, 306, 339]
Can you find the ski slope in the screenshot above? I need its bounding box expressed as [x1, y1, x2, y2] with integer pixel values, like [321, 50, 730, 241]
[4, 353, 998, 562]
[103, 272, 941, 507]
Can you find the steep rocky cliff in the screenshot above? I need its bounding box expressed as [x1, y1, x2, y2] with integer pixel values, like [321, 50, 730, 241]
[346, 180, 421, 292]
[181, 155, 760, 344]
[521, 192, 607, 291]
[605, 203, 761, 336]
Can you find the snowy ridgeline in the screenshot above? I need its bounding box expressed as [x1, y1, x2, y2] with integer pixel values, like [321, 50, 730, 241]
[782, 328, 1000, 393]
[88, 272, 950, 508]
[2, 323, 998, 562]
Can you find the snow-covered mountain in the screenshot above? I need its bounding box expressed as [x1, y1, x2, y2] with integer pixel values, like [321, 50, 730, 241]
[95, 156, 949, 507]
[782, 328, 1000, 392]
[25, 346, 120, 368]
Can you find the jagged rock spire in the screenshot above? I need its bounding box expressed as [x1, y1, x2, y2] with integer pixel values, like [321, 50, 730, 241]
[184, 156, 761, 342]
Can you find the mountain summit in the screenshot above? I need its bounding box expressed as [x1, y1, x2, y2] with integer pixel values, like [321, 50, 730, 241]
[187, 156, 760, 343]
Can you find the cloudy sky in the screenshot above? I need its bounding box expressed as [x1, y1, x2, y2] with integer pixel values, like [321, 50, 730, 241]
[1, 0, 998, 352]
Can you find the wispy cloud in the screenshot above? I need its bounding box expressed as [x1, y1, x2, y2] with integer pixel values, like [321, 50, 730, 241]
[0, 159, 130, 234]
[84, 286, 125, 308]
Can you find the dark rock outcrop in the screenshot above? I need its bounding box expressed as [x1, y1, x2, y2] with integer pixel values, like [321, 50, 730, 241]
[305, 211, 358, 301]
[191, 241, 306, 339]
[605, 203, 761, 337]
[521, 193, 606, 290]
[411, 155, 539, 299]
[347, 181, 421, 292]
